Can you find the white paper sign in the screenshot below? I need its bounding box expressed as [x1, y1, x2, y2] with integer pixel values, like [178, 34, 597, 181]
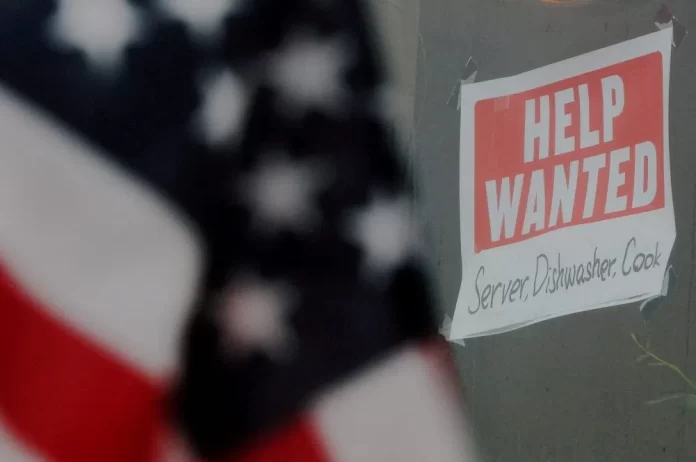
[450, 29, 675, 340]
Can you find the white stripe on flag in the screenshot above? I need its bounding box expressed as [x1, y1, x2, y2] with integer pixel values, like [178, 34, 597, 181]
[312, 347, 478, 462]
[0, 418, 43, 462]
[0, 85, 201, 376]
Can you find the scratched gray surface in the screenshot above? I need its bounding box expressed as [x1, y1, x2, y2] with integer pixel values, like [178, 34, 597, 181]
[411, 0, 696, 460]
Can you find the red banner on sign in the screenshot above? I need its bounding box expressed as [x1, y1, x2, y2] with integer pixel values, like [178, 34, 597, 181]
[474, 52, 664, 253]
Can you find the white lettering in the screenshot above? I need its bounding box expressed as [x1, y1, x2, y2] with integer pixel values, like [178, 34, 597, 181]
[554, 88, 575, 155]
[578, 84, 600, 149]
[633, 141, 658, 208]
[601, 75, 625, 143]
[549, 161, 579, 227]
[524, 96, 550, 163]
[582, 153, 607, 218]
[605, 147, 630, 213]
[486, 174, 524, 242]
[522, 170, 546, 235]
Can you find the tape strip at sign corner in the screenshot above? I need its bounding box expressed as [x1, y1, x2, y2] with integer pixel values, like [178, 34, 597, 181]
[639, 264, 677, 322]
[447, 57, 479, 111]
[439, 315, 467, 348]
[654, 4, 688, 49]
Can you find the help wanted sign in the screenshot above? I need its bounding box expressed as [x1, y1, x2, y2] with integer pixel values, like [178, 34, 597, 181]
[450, 29, 675, 340]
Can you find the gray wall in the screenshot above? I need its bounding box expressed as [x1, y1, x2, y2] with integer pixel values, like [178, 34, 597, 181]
[413, 1, 696, 460]
[368, 0, 421, 148]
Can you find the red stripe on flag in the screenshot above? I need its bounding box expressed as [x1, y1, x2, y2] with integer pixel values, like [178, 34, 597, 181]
[0, 264, 166, 462]
[420, 340, 460, 395]
[227, 418, 331, 462]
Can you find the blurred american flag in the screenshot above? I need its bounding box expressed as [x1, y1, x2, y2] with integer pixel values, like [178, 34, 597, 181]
[0, 0, 477, 461]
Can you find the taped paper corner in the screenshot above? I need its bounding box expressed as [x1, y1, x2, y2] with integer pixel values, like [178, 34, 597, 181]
[640, 265, 677, 322]
[654, 4, 688, 49]
[439, 315, 466, 348]
[447, 57, 479, 110]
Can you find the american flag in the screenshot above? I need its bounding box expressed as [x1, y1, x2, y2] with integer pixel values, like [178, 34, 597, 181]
[0, 0, 477, 460]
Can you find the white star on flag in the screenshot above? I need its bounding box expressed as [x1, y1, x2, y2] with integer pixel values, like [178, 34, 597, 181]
[158, 0, 243, 41]
[196, 68, 249, 147]
[372, 84, 411, 151]
[48, 0, 143, 72]
[243, 154, 325, 232]
[350, 196, 417, 273]
[269, 36, 350, 110]
[217, 276, 297, 361]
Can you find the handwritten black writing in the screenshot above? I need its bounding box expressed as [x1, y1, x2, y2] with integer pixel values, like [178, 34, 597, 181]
[468, 236, 662, 316]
